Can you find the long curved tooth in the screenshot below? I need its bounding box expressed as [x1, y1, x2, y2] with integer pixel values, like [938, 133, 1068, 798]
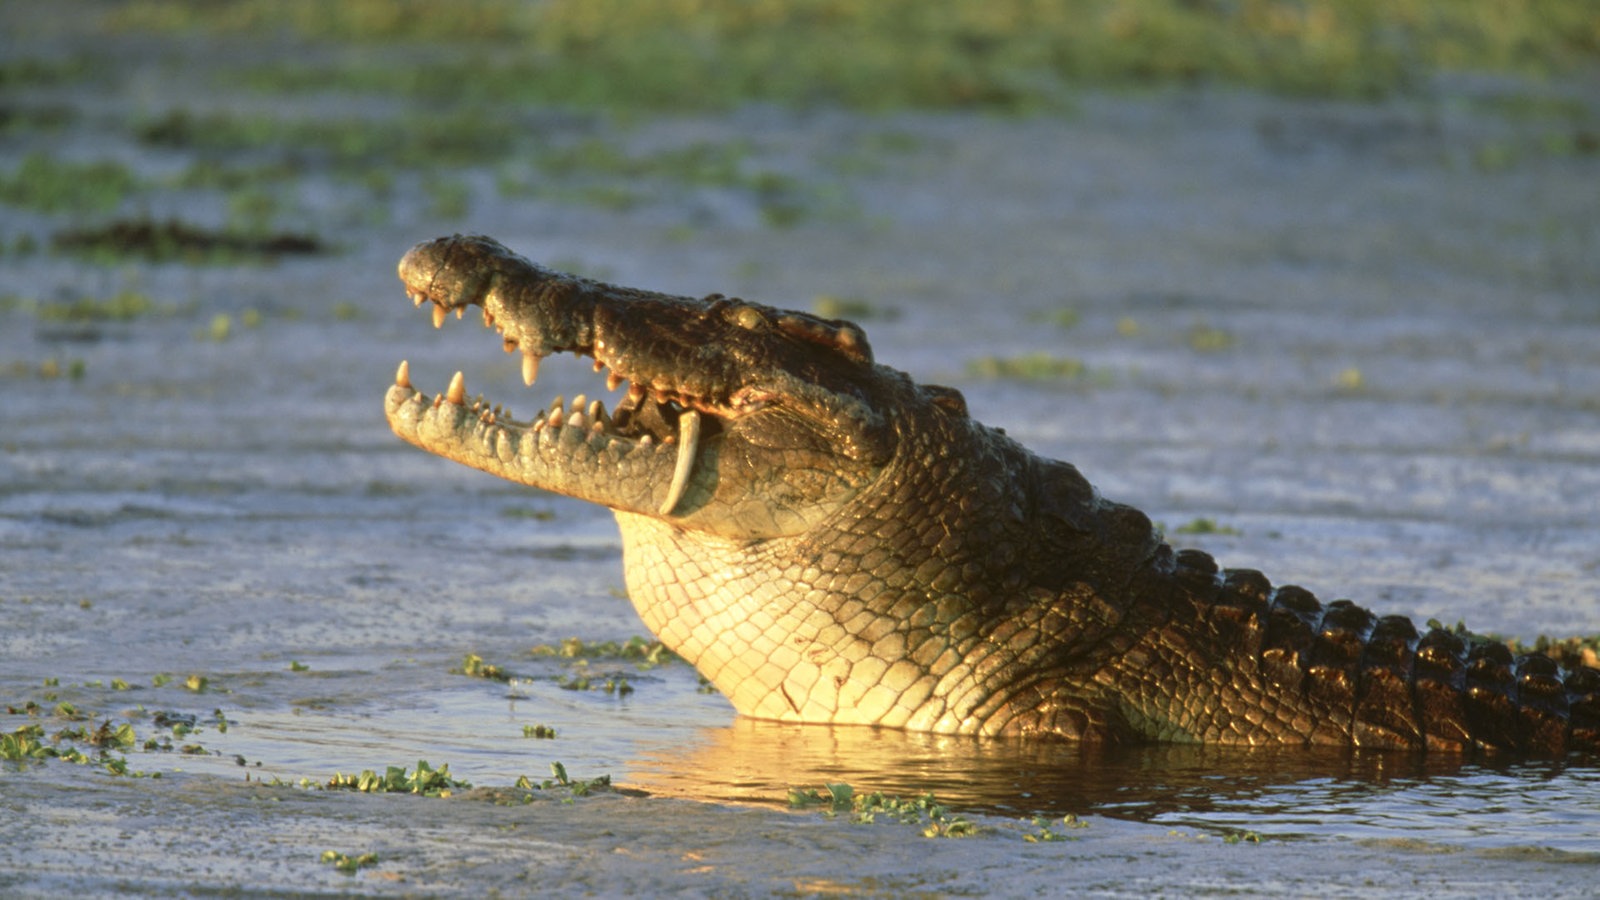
[395, 359, 411, 389]
[432, 304, 448, 329]
[446, 371, 466, 405]
[522, 353, 541, 386]
[659, 410, 701, 516]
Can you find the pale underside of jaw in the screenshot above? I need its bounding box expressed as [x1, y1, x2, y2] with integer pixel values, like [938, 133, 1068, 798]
[400, 291, 707, 517]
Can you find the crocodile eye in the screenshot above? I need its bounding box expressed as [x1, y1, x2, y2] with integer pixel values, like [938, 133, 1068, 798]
[730, 306, 766, 331]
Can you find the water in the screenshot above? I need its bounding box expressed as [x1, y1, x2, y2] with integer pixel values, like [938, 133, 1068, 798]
[3, 8, 1599, 895]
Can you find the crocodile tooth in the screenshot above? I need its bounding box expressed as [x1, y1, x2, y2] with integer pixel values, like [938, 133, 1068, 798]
[568, 411, 587, 430]
[503, 337, 517, 353]
[548, 404, 564, 429]
[410, 292, 425, 307]
[571, 394, 588, 415]
[483, 308, 495, 328]
[395, 360, 411, 389]
[446, 371, 466, 405]
[522, 353, 541, 386]
[593, 359, 605, 373]
[606, 372, 623, 392]
[638, 434, 654, 447]
[587, 399, 604, 422]
[455, 307, 464, 320]
[432, 304, 448, 328]
[659, 410, 701, 516]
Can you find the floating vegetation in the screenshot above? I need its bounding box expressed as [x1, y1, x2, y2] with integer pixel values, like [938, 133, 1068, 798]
[0, 56, 95, 88]
[812, 295, 898, 322]
[1, 357, 87, 381]
[0, 104, 77, 136]
[455, 652, 511, 683]
[966, 352, 1091, 382]
[24, 290, 182, 322]
[789, 783, 979, 838]
[318, 760, 470, 798]
[0, 153, 139, 214]
[321, 850, 380, 875]
[51, 217, 326, 265]
[457, 640, 679, 699]
[170, 159, 305, 192]
[1171, 517, 1242, 537]
[515, 760, 611, 798]
[522, 724, 557, 739]
[1, 708, 192, 777]
[1045, 307, 1082, 330]
[530, 635, 677, 668]
[1334, 367, 1366, 392]
[556, 671, 633, 696]
[1, 727, 53, 762]
[1023, 813, 1090, 843]
[1186, 323, 1237, 352]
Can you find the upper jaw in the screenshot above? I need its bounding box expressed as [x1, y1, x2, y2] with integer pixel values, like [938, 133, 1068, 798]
[398, 235, 752, 439]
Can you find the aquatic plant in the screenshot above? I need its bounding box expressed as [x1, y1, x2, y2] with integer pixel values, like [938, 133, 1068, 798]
[108, 0, 1600, 107]
[320, 759, 471, 797]
[789, 783, 980, 838]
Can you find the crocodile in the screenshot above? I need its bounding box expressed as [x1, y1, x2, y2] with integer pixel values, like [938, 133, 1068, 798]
[385, 234, 1599, 754]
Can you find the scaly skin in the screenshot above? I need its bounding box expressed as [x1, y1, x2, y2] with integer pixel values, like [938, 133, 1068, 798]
[386, 234, 1600, 754]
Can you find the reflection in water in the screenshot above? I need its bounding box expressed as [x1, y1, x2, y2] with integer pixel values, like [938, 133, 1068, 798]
[182, 663, 1598, 855]
[627, 716, 1600, 851]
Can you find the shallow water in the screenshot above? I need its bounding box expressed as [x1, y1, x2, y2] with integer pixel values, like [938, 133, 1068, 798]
[3, 6, 1600, 896]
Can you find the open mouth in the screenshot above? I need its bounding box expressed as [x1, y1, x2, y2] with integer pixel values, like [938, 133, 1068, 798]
[392, 288, 737, 517]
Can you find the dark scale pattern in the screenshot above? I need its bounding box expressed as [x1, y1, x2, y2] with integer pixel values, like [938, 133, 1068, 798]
[391, 234, 1600, 755]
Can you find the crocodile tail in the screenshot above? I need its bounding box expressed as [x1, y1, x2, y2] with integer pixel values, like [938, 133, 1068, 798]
[1173, 548, 1599, 754]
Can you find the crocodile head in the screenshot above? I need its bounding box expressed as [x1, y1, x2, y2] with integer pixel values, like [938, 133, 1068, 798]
[386, 235, 1165, 735]
[385, 234, 903, 539]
